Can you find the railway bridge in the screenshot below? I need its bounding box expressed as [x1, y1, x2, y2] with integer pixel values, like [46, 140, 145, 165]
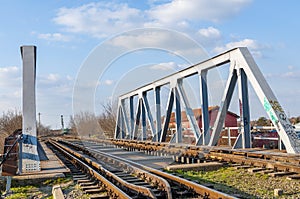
[114, 47, 300, 154]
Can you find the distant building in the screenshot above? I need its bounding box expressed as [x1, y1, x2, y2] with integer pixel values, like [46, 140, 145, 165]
[168, 106, 239, 144]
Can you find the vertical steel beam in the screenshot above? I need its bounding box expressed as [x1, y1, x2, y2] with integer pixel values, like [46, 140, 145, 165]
[174, 87, 182, 143]
[114, 106, 121, 139]
[141, 98, 147, 140]
[133, 99, 141, 139]
[120, 108, 125, 139]
[21, 45, 40, 172]
[160, 89, 174, 142]
[198, 70, 210, 145]
[234, 68, 251, 148]
[154, 87, 162, 142]
[129, 96, 134, 138]
[209, 68, 237, 146]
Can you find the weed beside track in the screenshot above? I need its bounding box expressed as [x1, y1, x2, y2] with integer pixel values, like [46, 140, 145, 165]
[173, 167, 300, 198]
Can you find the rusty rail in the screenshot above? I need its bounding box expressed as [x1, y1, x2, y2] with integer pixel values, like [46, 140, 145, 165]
[206, 152, 300, 173]
[60, 139, 172, 199]
[49, 140, 132, 199]
[111, 139, 300, 174]
[63, 139, 237, 199]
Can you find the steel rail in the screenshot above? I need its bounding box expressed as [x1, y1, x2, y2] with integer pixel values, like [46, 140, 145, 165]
[48, 140, 133, 199]
[64, 139, 238, 199]
[206, 152, 300, 173]
[111, 139, 300, 168]
[60, 140, 172, 199]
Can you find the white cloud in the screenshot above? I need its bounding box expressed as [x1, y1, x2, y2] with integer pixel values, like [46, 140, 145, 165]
[66, 75, 73, 81]
[107, 29, 209, 63]
[0, 66, 18, 73]
[37, 73, 74, 97]
[53, 2, 143, 38]
[198, 27, 221, 39]
[150, 62, 178, 71]
[281, 70, 300, 79]
[53, 0, 252, 38]
[0, 66, 22, 111]
[38, 33, 71, 42]
[147, 0, 252, 27]
[104, 79, 114, 85]
[47, 73, 60, 82]
[213, 38, 267, 58]
[0, 67, 75, 127]
[108, 30, 174, 49]
[0, 66, 21, 87]
[39, 73, 60, 84]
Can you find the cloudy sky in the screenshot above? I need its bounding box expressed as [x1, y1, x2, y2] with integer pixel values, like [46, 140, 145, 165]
[0, 0, 299, 128]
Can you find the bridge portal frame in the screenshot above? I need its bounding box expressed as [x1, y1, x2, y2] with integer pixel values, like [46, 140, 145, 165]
[114, 47, 300, 154]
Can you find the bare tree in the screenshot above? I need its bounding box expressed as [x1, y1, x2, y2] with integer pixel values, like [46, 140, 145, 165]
[74, 111, 104, 138]
[0, 110, 22, 154]
[98, 102, 117, 138]
[37, 123, 51, 137]
[0, 110, 22, 134]
[68, 115, 78, 135]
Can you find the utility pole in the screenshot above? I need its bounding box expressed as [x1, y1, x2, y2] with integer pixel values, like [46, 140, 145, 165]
[38, 112, 41, 128]
[61, 115, 64, 133]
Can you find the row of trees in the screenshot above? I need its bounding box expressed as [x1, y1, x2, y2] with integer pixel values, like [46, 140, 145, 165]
[69, 102, 117, 138]
[0, 110, 51, 154]
[0, 110, 52, 136]
[252, 116, 300, 126]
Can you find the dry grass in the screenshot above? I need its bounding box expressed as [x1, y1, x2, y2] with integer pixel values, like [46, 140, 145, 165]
[174, 166, 300, 198]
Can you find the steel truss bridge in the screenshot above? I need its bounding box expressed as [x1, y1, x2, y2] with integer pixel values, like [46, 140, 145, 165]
[114, 47, 300, 154]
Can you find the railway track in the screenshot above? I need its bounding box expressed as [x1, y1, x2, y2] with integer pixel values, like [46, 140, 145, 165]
[47, 141, 127, 199]
[48, 139, 237, 199]
[110, 139, 300, 178]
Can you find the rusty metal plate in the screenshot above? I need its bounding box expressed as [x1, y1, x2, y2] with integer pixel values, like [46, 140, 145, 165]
[2, 129, 22, 176]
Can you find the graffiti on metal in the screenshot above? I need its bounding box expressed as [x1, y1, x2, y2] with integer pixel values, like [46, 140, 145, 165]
[269, 100, 284, 112]
[264, 98, 300, 150]
[263, 98, 278, 124]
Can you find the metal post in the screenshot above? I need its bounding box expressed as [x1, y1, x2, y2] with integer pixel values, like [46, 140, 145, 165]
[129, 96, 134, 138]
[154, 87, 161, 142]
[38, 112, 41, 128]
[228, 128, 231, 146]
[141, 98, 147, 140]
[174, 87, 182, 143]
[5, 176, 12, 195]
[61, 115, 64, 134]
[200, 70, 210, 145]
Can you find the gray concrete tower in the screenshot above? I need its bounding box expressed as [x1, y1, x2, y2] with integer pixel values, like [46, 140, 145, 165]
[21, 45, 40, 172]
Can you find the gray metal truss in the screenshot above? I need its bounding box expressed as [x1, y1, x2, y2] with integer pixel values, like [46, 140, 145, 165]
[114, 47, 300, 154]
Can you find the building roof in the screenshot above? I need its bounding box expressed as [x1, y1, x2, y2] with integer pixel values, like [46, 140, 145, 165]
[168, 106, 239, 123]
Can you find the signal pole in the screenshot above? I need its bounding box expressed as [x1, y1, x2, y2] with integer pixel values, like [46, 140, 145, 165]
[61, 115, 64, 133]
[38, 112, 41, 128]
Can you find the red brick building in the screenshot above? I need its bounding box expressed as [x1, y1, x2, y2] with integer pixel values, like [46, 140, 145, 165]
[168, 106, 239, 144]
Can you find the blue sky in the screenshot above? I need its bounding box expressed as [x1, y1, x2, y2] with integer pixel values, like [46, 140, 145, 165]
[0, 0, 299, 128]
